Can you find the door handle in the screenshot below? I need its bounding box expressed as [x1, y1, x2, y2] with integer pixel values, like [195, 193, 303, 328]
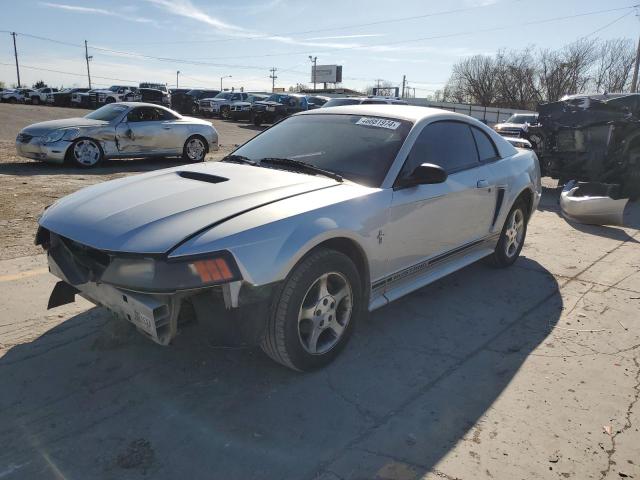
[477, 179, 489, 188]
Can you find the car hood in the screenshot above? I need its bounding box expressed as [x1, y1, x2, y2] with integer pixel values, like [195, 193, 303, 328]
[39, 162, 339, 254]
[233, 101, 251, 107]
[21, 118, 110, 135]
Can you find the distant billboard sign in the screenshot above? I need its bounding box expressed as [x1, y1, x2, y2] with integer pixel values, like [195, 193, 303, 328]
[372, 87, 400, 98]
[311, 65, 343, 83]
[273, 87, 286, 92]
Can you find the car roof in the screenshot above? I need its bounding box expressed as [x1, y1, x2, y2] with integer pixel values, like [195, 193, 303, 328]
[297, 104, 462, 122]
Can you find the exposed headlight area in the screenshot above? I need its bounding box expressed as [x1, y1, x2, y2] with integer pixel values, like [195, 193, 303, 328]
[43, 128, 80, 144]
[39, 228, 241, 293]
[102, 254, 240, 292]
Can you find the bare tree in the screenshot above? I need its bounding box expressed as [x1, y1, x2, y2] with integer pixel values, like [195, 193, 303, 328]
[592, 38, 636, 93]
[494, 48, 540, 109]
[449, 55, 498, 105]
[538, 39, 597, 102]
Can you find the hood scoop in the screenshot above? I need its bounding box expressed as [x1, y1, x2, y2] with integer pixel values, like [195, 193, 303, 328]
[178, 171, 228, 184]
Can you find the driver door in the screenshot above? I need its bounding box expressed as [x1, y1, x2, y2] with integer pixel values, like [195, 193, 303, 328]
[384, 120, 497, 278]
[116, 106, 178, 154]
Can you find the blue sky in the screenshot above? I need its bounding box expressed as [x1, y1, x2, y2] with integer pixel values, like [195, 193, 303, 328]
[1, 0, 638, 93]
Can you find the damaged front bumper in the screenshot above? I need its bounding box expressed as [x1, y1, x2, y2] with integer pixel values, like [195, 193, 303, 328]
[560, 181, 629, 226]
[40, 229, 272, 346]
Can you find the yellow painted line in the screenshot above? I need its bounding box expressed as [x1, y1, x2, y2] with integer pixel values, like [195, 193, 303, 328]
[0, 268, 49, 283]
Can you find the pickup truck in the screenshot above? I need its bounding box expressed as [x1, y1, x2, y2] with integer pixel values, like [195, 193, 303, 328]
[1, 88, 34, 104]
[47, 88, 90, 107]
[198, 91, 250, 119]
[90, 85, 142, 106]
[29, 87, 59, 105]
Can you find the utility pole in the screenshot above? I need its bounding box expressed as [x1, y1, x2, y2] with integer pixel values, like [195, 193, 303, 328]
[176, 70, 180, 88]
[269, 67, 278, 92]
[401, 75, 406, 98]
[220, 75, 232, 91]
[11, 32, 20, 87]
[632, 36, 640, 93]
[309, 56, 317, 91]
[84, 40, 92, 89]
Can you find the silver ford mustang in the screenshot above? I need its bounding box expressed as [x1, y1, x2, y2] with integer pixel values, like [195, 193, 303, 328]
[37, 105, 541, 371]
[16, 102, 218, 167]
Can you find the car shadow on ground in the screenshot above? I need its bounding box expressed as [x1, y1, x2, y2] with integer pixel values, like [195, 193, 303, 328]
[0, 157, 211, 177]
[0, 258, 561, 479]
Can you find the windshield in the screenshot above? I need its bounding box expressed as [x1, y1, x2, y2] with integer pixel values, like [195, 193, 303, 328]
[231, 114, 412, 187]
[505, 114, 537, 124]
[84, 104, 129, 121]
[214, 92, 233, 100]
[266, 94, 289, 103]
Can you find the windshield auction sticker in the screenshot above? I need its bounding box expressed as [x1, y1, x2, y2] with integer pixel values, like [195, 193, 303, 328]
[356, 117, 401, 130]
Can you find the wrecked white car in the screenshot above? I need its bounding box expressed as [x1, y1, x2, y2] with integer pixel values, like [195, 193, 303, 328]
[37, 105, 541, 371]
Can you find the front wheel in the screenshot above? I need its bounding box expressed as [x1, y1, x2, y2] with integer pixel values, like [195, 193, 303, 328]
[261, 248, 362, 371]
[68, 138, 103, 168]
[489, 200, 528, 267]
[182, 135, 208, 162]
[31, 97, 40, 105]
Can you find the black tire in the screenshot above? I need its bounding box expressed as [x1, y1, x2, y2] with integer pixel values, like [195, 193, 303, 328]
[182, 135, 208, 162]
[190, 103, 198, 115]
[31, 97, 40, 105]
[261, 248, 363, 371]
[105, 97, 115, 104]
[67, 138, 104, 168]
[253, 115, 262, 127]
[489, 199, 528, 268]
[221, 106, 231, 120]
[9, 97, 17, 104]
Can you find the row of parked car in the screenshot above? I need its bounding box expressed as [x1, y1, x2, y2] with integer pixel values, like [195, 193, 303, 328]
[1, 83, 409, 127]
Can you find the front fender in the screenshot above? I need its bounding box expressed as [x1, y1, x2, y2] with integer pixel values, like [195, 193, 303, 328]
[169, 186, 390, 287]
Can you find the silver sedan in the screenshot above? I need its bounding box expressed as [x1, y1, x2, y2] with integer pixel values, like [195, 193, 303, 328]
[15, 102, 218, 167]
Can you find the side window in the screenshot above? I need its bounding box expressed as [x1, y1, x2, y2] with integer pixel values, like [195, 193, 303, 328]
[402, 121, 480, 176]
[128, 107, 160, 122]
[471, 126, 500, 162]
[155, 107, 177, 120]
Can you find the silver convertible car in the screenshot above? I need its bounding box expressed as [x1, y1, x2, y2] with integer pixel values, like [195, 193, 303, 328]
[16, 102, 218, 167]
[37, 105, 541, 371]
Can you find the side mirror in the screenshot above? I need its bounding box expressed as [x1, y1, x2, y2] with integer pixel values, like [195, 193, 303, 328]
[397, 163, 447, 189]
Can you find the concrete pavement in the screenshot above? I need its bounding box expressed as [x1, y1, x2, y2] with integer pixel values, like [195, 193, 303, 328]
[0, 188, 638, 480]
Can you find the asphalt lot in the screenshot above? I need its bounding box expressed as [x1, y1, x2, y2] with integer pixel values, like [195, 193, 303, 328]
[0, 104, 639, 480]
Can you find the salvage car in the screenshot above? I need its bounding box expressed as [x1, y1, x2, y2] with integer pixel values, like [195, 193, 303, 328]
[16, 102, 217, 167]
[527, 93, 640, 196]
[90, 85, 141, 106]
[177, 89, 220, 115]
[494, 113, 538, 138]
[71, 89, 96, 108]
[199, 91, 249, 119]
[229, 93, 269, 121]
[138, 87, 171, 106]
[47, 88, 90, 107]
[37, 105, 540, 371]
[29, 87, 59, 105]
[1, 88, 34, 104]
[250, 93, 310, 126]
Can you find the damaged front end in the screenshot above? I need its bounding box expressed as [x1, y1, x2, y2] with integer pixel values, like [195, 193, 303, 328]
[36, 228, 272, 346]
[527, 93, 640, 197]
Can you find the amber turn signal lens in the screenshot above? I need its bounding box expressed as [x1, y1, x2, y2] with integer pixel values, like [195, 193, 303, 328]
[192, 258, 234, 283]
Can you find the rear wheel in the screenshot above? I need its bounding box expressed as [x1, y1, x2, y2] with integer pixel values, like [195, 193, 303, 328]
[252, 114, 262, 127]
[261, 248, 362, 371]
[68, 138, 103, 168]
[31, 97, 40, 105]
[221, 106, 231, 120]
[490, 199, 528, 267]
[182, 135, 208, 162]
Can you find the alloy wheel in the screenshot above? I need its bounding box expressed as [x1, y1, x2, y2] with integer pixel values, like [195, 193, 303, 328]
[504, 208, 525, 258]
[297, 272, 353, 355]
